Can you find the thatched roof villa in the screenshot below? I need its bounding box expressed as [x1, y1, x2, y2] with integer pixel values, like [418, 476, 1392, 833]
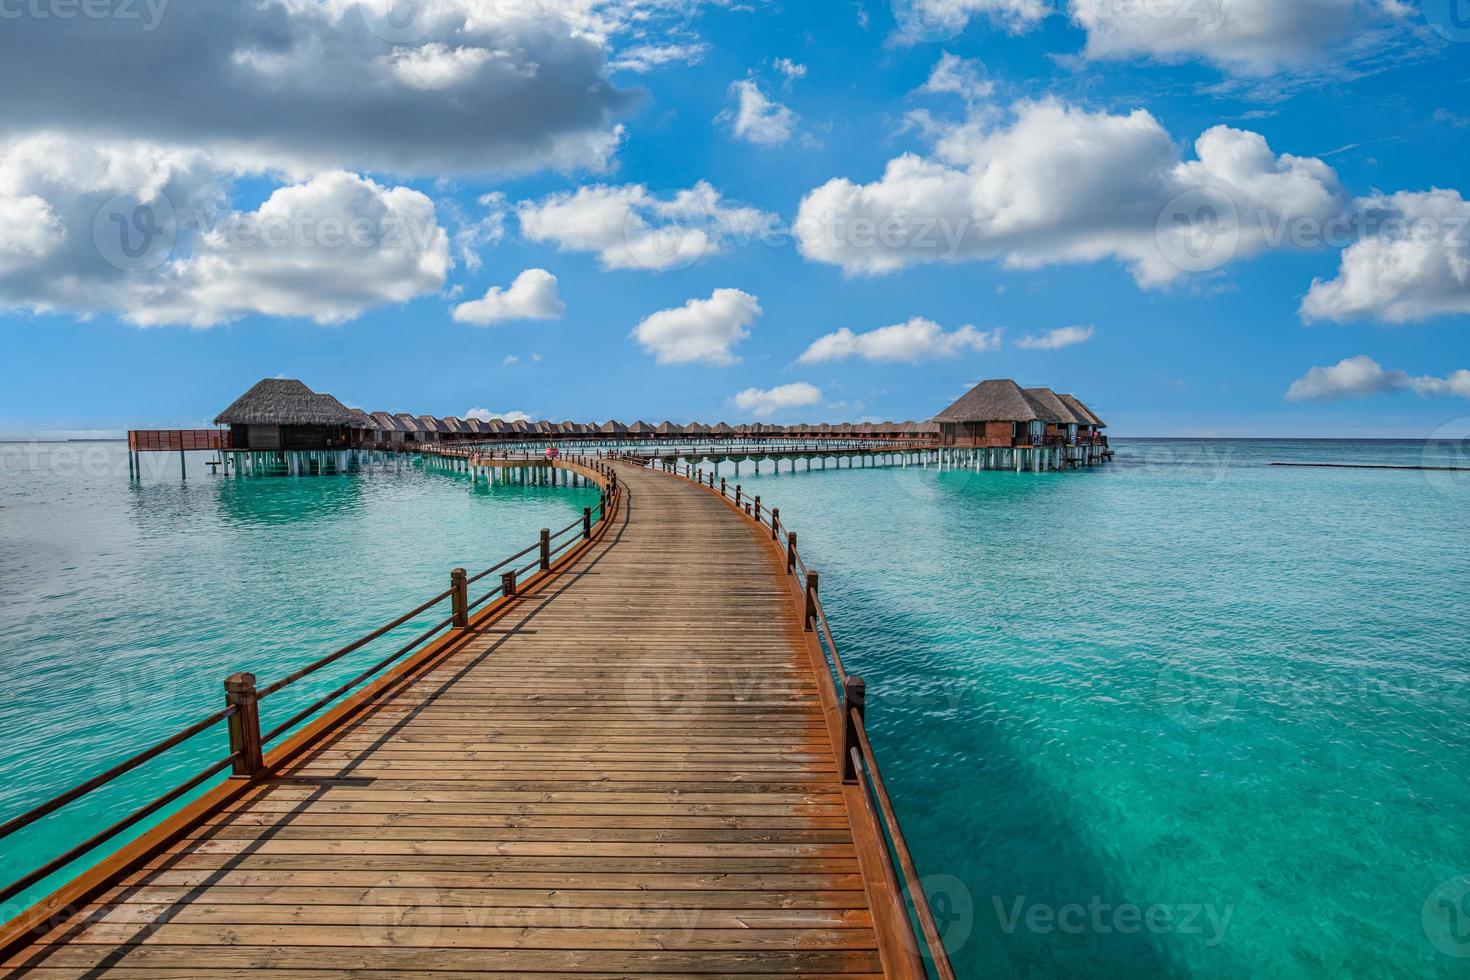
[213, 379, 359, 451]
[934, 379, 1107, 449]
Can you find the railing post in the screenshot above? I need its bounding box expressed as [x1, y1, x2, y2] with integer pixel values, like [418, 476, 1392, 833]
[804, 571, 819, 631]
[735, 484, 742, 506]
[720, 477, 726, 497]
[770, 507, 779, 539]
[224, 673, 264, 779]
[540, 528, 551, 571]
[502, 569, 517, 598]
[753, 495, 761, 521]
[583, 506, 592, 539]
[842, 675, 865, 784]
[450, 567, 468, 628]
[787, 531, 797, 574]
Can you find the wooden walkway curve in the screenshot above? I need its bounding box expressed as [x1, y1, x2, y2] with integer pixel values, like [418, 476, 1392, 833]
[2, 460, 926, 978]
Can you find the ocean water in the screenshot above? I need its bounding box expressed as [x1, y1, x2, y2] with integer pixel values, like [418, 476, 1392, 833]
[1, 439, 1467, 978]
[0, 444, 599, 911]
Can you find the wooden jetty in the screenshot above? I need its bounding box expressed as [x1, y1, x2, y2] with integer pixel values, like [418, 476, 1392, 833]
[0, 456, 953, 978]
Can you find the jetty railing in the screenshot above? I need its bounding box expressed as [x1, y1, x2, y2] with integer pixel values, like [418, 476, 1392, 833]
[0, 455, 621, 910]
[613, 452, 957, 980]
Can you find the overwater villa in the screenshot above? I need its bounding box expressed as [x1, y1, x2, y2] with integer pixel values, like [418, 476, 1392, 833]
[213, 379, 359, 451]
[934, 378, 1110, 469]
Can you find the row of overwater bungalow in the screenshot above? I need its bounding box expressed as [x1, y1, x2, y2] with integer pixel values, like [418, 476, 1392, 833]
[207, 378, 1108, 467]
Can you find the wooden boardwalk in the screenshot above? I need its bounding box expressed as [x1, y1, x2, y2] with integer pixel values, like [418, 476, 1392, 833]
[2, 461, 928, 978]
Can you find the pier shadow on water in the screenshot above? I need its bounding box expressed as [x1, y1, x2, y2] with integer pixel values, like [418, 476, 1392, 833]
[836, 587, 1208, 980]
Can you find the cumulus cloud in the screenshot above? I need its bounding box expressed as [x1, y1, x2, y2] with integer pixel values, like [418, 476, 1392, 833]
[799, 317, 1002, 364]
[1286, 355, 1470, 401]
[453, 268, 565, 325]
[795, 98, 1344, 286]
[631, 288, 760, 366]
[609, 43, 709, 73]
[1301, 189, 1470, 324]
[466, 407, 532, 423]
[0, 137, 449, 326]
[1017, 324, 1095, 349]
[518, 181, 777, 272]
[724, 80, 800, 147]
[0, 0, 645, 178]
[731, 382, 823, 417]
[1071, 0, 1408, 74]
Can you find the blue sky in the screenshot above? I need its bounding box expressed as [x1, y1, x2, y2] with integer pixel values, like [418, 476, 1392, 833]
[1, 0, 1468, 437]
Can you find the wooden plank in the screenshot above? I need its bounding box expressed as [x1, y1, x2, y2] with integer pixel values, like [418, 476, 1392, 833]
[0, 460, 923, 978]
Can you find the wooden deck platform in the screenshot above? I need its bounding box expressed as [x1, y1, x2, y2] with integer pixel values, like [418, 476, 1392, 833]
[1, 461, 927, 978]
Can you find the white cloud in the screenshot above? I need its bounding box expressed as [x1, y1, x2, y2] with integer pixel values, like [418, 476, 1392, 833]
[1071, 0, 1408, 74]
[1017, 324, 1095, 349]
[466, 407, 531, 423]
[731, 382, 823, 417]
[1301, 189, 1470, 324]
[609, 43, 709, 73]
[387, 43, 493, 91]
[503, 354, 520, 365]
[453, 268, 565, 325]
[895, 0, 1407, 74]
[795, 98, 1344, 286]
[798, 317, 1002, 364]
[517, 181, 776, 272]
[921, 52, 993, 101]
[0, 137, 449, 326]
[724, 80, 800, 147]
[774, 58, 808, 83]
[1286, 355, 1470, 401]
[631, 288, 760, 366]
[0, 0, 652, 178]
[449, 191, 507, 273]
[895, 0, 1051, 39]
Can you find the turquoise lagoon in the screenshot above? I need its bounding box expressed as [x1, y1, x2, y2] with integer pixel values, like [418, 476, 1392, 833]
[0, 439, 1467, 978]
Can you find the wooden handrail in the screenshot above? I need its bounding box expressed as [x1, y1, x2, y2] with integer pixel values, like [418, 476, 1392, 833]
[0, 453, 620, 911]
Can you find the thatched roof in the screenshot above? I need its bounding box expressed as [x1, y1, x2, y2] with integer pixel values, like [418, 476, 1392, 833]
[462, 418, 488, 435]
[441, 417, 466, 434]
[348, 408, 379, 430]
[687, 421, 708, 434]
[416, 415, 449, 434]
[934, 379, 1059, 424]
[711, 422, 733, 434]
[1059, 393, 1106, 428]
[372, 412, 405, 432]
[628, 420, 653, 434]
[1023, 388, 1084, 426]
[394, 413, 423, 433]
[214, 379, 359, 427]
[600, 420, 627, 434]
